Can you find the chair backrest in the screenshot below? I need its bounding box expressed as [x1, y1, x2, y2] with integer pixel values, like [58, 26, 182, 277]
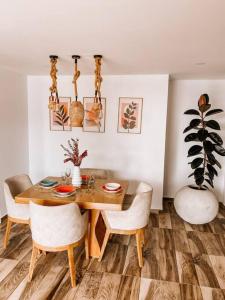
[127, 182, 153, 228]
[30, 201, 86, 248]
[5, 174, 32, 198]
[81, 168, 108, 179]
[4, 174, 32, 220]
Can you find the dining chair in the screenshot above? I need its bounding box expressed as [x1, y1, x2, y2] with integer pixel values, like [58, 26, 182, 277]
[81, 168, 108, 179]
[3, 174, 32, 248]
[28, 201, 89, 287]
[99, 182, 153, 267]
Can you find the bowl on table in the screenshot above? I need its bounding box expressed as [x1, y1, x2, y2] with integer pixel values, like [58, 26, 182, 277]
[39, 179, 58, 188]
[54, 185, 76, 197]
[102, 182, 122, 193]
[81, 175, 90, 185]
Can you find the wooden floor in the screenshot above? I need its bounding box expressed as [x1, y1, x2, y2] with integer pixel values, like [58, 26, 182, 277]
[0, 199, 225, 299]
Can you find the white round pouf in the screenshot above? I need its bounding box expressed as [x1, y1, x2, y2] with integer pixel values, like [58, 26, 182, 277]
[174, 186, 218, 224]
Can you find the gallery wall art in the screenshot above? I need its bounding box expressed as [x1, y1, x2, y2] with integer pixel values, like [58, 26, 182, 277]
[117, 97, 143, 134]
[49, 97, 72, 131]
[83, 97, 106, 133]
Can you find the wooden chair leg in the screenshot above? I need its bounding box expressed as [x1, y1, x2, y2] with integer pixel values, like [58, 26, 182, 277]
[68, 246, 76, 288]
[28, 245, 39, 282]
[85, 230, 89, 260]
[140, 228, 145, 247]
[136, 230, 143, 268]
[98, 229, 110, 262]
[3, 218, 13, 249]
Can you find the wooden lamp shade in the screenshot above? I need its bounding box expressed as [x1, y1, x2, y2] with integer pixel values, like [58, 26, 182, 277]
[70, 100, 84, 127]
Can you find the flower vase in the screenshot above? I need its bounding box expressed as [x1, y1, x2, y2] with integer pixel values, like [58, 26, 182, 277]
[72, 166, 81, 187]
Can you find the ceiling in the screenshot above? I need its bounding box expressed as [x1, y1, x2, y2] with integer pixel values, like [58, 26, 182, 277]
[1, 0, 225, 78]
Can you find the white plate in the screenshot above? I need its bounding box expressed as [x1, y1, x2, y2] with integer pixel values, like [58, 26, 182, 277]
[53, 191, 76, 198]
[102, 186, 122, 194]
[104, 182, 121, 191]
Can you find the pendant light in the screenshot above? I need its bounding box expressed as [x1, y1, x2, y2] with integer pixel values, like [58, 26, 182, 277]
[70, 55, 84, 127]
[90, 55, 103, 119]
[48, 55, 59, 112]
[94, 55, 103, 107]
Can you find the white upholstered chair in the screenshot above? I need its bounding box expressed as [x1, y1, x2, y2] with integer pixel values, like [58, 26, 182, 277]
[81, 168, 108, 179]
[99, 182, 153, 267]
[3, 174, 32, 248]
[28, 201, 89, 287]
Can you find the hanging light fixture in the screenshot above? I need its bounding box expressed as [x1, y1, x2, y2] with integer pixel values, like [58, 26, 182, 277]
[48, 55, 59, 112]
[89, 55, 103, 122]
[94, 55, 103, 108]
[70, 55, 84, 127]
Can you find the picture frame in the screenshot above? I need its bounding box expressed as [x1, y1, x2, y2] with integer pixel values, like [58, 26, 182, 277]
[83, 97, 106, 133]
[49, 97, 72, 131]
[117, 97, 143, 134]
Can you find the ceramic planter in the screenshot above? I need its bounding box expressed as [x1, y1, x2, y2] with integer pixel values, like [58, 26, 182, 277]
[174, 185, 218, 224]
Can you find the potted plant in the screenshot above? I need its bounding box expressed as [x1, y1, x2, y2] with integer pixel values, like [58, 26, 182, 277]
[61, 138, 87, 187]
[174, 94, 225, 224]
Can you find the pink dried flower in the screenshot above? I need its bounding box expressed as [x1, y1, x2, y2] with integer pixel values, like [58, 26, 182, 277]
[60, 138, 88, 166]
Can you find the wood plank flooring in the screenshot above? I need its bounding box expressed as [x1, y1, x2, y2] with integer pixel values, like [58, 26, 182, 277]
[0, 199, 225, 299]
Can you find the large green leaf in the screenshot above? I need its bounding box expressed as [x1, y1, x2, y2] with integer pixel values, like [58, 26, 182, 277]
[195, 176, 204, 186]
[206, 171, 214, 181]
[199, 104, 211, 113]
[207, 153, 216, 165]
[207, 164, 218, 176]
[214, 145, 225, 156]
[205, 109, 223, 117]
[190, 157, 203, 169]
[208, 132, 223, 145]
[205, 178, 214, 188]
[188, 172, 194, 178]
[184, 109, 200, 115]
[184, 133, 199, 142]
[207, 153, 222, 168]
[183, 126, 192, 133]
[206, 120, 221, 130]
[197, 129, 208, 141]
[190, 119, 201, 128]
[188, 145, 202, 157]
[203, 140, 214, 153]
[194, 167, 204, 179]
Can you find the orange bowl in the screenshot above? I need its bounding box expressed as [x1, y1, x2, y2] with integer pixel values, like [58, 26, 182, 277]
[55, 185, 76, 193]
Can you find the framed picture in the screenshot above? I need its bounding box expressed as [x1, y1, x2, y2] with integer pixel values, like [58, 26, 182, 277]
[117, 97, 143, 134]
[49, 97, 72, 131]
[83, 97, 106, 133]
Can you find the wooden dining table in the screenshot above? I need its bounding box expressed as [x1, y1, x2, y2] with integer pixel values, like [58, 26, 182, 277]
[15, 176, 128, 258]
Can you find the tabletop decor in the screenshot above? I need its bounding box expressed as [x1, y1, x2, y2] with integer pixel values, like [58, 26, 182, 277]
[49, 97, 71, 131]
[83, 97, 106, 132]
[70, 55, 84, 127]
[61, 138, 88, 186]
[118, 97, 143, 134]
[174, 94, 224, 224]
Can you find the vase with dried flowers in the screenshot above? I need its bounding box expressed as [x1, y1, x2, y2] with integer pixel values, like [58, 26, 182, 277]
[61, 138, 88, 186]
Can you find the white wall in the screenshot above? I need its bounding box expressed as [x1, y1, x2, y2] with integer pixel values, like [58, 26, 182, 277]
[0, 68, 29, 218]
[164, 80, 225, 203]
[28, 75, 169, 209]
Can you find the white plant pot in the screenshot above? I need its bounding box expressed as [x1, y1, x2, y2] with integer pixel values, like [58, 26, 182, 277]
[174, 186, 218, 224]
[72, 166, 81, 187]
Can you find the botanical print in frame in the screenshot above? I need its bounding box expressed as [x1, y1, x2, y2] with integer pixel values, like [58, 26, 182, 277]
[83, 97, 106, 133]
[118, 97, 143, 134]
[49, 97, 72, 131]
